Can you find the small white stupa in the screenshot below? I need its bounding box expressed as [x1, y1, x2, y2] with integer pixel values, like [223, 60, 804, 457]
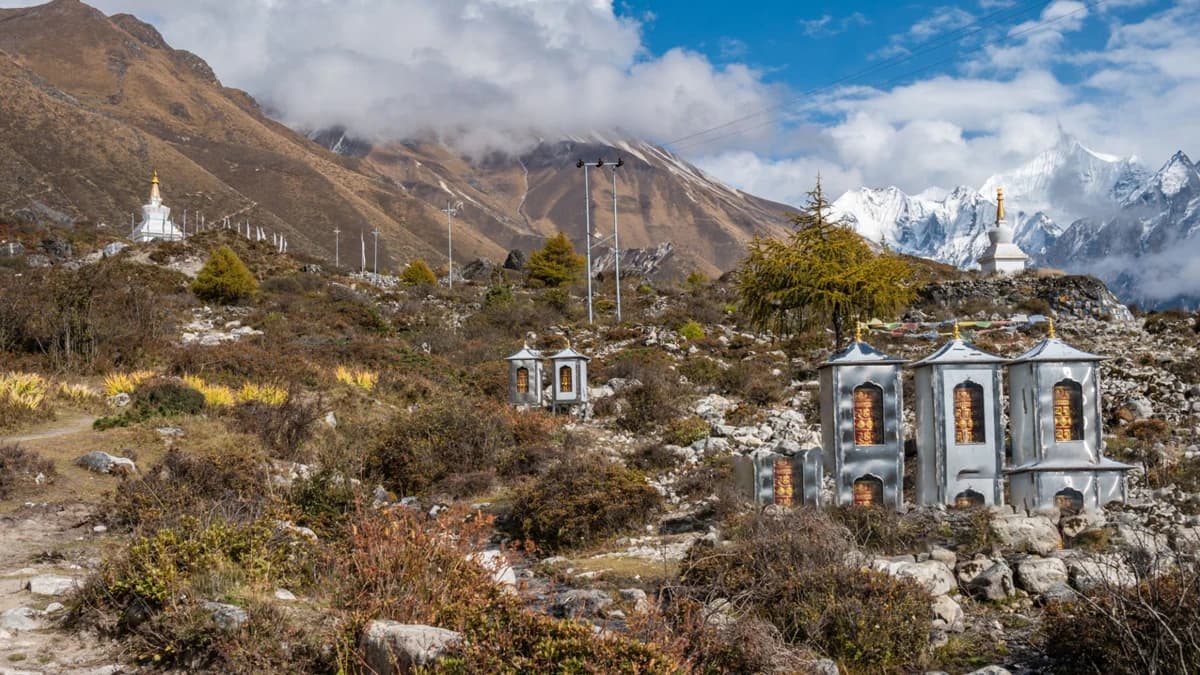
[977, 187, 1027, 275]
[132, 171, 184, 243]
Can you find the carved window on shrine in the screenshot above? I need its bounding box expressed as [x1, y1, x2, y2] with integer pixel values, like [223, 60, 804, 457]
[853, 475, 884, 506]
[1053, 380, 1084, 442]
[852, 384, 884, 446]
[516, 367, 530, 394]
[953, 382, 986, 444]
[773, 460, 795, 507]
[954, 489, 985, 508]
[559, 366, 573, 393]
[1055, 487, 1084, 514]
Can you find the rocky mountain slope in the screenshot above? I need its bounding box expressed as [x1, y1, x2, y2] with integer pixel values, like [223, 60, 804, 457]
[0, 0, 792, 278]
[832, 132, 1200, 307]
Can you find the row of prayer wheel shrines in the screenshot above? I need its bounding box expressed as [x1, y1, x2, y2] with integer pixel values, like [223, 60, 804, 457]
[507, 321, 1133, 515]
[738, 322, 1132, 514]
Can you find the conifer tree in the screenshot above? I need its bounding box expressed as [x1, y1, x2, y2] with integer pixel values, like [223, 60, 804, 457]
[526, 232, 585, 288]
[400, 259, 438, 285]
[738, 179, 915, 348]
[191, 245, 258, 304]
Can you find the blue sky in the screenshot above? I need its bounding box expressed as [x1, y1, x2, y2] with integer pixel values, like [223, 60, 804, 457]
[7, 0, 1196, 205]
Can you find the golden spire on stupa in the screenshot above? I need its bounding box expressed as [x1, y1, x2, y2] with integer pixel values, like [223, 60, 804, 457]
[996, 187, 1005, 223]
[953, 321, 962, 341]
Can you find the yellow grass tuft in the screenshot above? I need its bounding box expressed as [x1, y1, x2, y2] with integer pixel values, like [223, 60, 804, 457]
[182, 375, 236, 408]
[57, 382, 100, 404]
[103, 370, 155, 397]
[237, 383, 288, 406]
[335, 366, 378, 392]
[0, 372, 47, 411]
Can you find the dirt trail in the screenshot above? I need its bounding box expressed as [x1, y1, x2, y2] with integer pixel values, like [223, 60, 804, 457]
[0, 418, 124, 674]
[0, 414, 97, 445]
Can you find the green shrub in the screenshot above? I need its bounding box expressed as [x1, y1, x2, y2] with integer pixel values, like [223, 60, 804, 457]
[681, 509, 931, 674]
[192, 246, 258, 304]
[94, 380, 207, 430]
[1044, 566, 1200, 674]
[336, 507, 676, 673]
[0, 444, 55, 499]
[368, 397, 543, 496]
[526, 233, 584, 288]
[628, 444, 682, 472]
[68, 516, 319, 668]
[665, 415, 709, 447]
[400, 259, 438, 285]
[506, 453, 663, 551]
[678, 320, 705, 341]
[483, 283, 514, 309]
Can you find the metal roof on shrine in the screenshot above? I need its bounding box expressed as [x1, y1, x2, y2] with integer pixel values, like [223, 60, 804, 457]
[912, 339, 1008, 367]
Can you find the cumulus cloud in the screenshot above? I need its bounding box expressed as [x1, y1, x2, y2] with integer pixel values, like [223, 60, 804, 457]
[49, 0, 776, 155]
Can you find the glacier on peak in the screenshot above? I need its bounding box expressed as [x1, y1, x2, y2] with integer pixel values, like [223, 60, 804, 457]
[833, 135, 1200, 307]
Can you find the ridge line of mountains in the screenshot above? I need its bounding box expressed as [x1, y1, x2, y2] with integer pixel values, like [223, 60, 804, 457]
[0, 0, 1195, 307]
[831, 132, 1200, 309]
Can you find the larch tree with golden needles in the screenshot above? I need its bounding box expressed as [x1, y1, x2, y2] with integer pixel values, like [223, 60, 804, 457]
[191, 246, 258, 305]
[738, 179, 916, 348]
[526, 232, 585, 288]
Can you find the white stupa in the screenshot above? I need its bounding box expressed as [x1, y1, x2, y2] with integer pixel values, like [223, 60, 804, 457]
[977, 187, 1028, 275]
[132, 171, 183, 242]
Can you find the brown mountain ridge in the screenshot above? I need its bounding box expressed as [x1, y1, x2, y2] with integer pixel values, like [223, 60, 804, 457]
[0, 0, 794, 276]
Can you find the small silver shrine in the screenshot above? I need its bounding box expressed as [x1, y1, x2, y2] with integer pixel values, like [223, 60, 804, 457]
[1006, 321, 1132, 512]
[505, 344, 544, 407]
[913, 324, 1007, 507]
[549, 344, 590, 414]
[819, 327, 906, 509]
[735, 446, 823, 508]
[133, 172, 184, 243]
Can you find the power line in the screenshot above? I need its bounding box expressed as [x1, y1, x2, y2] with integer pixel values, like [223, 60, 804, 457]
[667, 0, 1107, 154]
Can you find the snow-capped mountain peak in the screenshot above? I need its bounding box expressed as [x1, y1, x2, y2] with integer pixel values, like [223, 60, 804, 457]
[1126, 151, 1200, 204]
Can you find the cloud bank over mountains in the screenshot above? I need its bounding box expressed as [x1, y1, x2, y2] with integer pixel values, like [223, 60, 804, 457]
[3, 1, 1197, 227]
[57, 0, 774, 155]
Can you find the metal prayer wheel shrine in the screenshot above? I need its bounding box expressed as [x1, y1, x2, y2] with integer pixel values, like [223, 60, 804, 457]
[549, 345, 590, 415]
[913, 325, 1008, 507]
[505, 344, 545, 407]
[734, 447, 823, 508]
[819, 329, 906, 509]
[1006, 322, 1131, 512]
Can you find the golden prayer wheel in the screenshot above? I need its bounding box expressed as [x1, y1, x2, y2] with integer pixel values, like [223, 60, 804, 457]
[773, 460, 794, 507]
[853, 479, 881, 506]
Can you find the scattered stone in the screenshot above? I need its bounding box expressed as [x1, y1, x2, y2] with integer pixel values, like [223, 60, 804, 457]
[1068, 555, 1137, 591]
[619, 588, 650, 613]
[274, 588, 297, 601]
[107, 393, 131, 408]
[1060, 510, 1106, 538]
[156, 426, 184, 437]
[202, 601, 248, 632]
[92, 525, 108, 534]
[967, 667, 1012, 675]
[1037, 582, 1077, 605]
[75, 451, 137, 475]
[503, 249, 527, 271]
[25, 575, 80, 597]
[0, 607, 42, 632]
[1015, 557, 1069, 595]
[931, 595, 965, 633]
[895, 560, 957, 596]
[804, 658, 840, 675]
[361, 621, 462, 675]
[966, 561, 1015, 601]
[989, 514, 1062, 555]
[324, 411, 338, 429]
[552, 589, 613, 620]
[928, 546, 957, 566]
[471, 549, 517, 588]
[275, 520, 319, 541]
[43, 602, 64, 614]
[955, 556, 993, 586]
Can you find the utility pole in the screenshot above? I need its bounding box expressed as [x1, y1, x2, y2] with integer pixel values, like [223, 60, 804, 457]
[576, 159, 597, 324]
[333, 226, 341, 268]
[577, 158, 623, 324]
[609, 158, 624, 322]
[372, 227, 380, 275]
[442, 200, 462, 288]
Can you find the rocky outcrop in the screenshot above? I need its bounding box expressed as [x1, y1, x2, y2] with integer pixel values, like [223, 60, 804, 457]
[361, 621, 462, 675]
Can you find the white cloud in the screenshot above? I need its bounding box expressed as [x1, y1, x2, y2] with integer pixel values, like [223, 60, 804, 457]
[799, 11, 869, 37]
[42, 0, 776, 155]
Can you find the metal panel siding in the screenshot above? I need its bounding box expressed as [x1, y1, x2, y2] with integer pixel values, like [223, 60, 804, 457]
[915, 362, 1005, 506]
[507, 358, 543, 406]
[915, 368, 936, 504]
[827, 363, 904, 508]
